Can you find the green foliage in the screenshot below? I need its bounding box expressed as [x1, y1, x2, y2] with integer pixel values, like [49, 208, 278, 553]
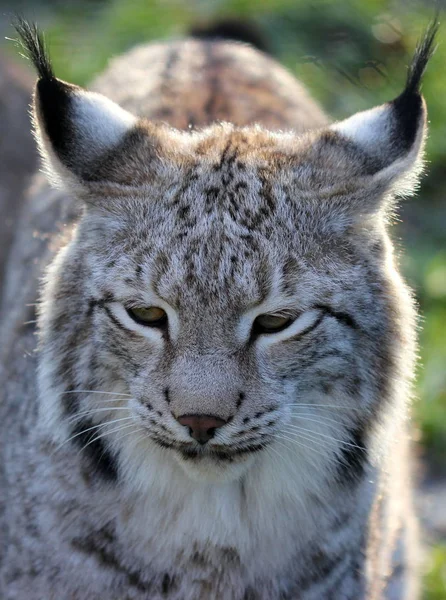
[424, 544, 446, 600]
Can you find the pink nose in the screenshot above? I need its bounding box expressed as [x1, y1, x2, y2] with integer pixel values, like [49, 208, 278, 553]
[177, 414, 227, 444]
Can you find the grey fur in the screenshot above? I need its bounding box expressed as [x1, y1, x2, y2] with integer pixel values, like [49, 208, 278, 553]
[0, 18, 436, 599]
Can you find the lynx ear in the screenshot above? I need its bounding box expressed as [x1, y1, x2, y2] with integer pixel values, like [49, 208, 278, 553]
[331, 18, 438, 194]
[14, 18, 136, 186]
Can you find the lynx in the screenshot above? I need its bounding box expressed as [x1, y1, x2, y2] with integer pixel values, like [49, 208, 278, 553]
[0, 17, 437, 599]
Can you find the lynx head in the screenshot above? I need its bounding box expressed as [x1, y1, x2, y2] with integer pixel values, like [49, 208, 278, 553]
[15, 18, 435, 487]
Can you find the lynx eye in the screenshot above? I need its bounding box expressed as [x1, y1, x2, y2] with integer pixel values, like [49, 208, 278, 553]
[126, 306, 167, 327]
[253, 313, 293, 334]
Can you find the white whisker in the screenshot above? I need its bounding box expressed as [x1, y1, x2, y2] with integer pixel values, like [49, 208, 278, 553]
[113, 427, 146, 446]
[64, 407, 130, 423]
[289, 413, 348, 428]
[77, 423, 137, 456]
[271, 432, 328, 460]
[55, 416, 136, 453]
[282, 428, 337, 453]
[283, 424, 365, 451]
[60, 390, 132, 397]
[290, 403, 361, 412]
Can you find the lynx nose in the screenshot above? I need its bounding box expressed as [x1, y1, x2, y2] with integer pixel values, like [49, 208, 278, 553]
[177, 414, 227, 444]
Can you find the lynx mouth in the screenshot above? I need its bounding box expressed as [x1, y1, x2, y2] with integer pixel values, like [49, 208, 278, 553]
[151, 435, 267, 462]
[179, 444, 266, 462]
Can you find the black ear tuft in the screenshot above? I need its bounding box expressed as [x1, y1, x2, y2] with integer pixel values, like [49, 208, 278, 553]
[331, 18, 438, 188]
[13, 16, 54, 81]
[13, 17, 85, 169]
[391, 16, 439, 154]
[404, 15, 439, 96]
[12, 17, 137, 186]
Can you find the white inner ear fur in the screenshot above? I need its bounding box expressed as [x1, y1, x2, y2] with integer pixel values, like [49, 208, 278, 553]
[369, 127, 426, 196]
[332, 102, 426, 194]
[70, 90, 136, 157]
[332, 104, 392, 158]
[35, 89, 136, 189]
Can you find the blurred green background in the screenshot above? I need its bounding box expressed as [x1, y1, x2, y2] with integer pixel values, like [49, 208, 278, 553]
[1, 0, 445, 596]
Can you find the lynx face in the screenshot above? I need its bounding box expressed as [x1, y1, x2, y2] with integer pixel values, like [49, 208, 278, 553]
[37, 125, 419, 485]
[20, 23, 427, 485]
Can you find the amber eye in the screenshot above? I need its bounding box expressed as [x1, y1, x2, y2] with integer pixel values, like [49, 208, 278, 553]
[253, 313, 293, 334]
[126, 306, 167, 327]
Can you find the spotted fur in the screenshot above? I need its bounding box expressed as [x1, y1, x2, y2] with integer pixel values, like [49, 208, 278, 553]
[0, 17, 437, 599]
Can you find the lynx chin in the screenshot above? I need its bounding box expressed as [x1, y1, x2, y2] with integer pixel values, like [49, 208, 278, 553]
[0, 16, 438, 600]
